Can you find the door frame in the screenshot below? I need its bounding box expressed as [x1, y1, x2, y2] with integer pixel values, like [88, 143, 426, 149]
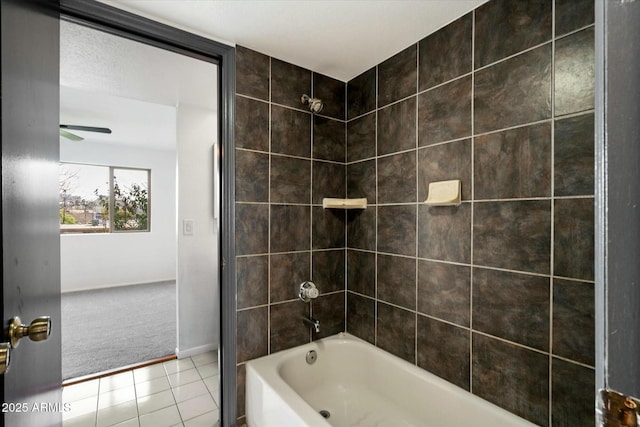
[59, 1, 237, 424]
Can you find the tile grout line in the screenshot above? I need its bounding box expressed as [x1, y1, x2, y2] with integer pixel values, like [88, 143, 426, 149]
[469, 8, 476, 395]
[549, 2, 557, 425]
[267, 56, 273, 357]
[374, 63, 379, 348]
[414, 41, 420, 366]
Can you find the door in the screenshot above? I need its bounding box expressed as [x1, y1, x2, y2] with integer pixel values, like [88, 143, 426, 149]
[1, 1, 62, 426]
[595, 0, 640, 424]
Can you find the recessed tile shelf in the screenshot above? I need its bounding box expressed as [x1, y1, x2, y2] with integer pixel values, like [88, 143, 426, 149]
[424, 180, 461, 206]
[322, 198, 367, 209]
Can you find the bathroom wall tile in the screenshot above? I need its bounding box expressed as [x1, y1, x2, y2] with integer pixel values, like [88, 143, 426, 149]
[418, 204, 471, 264]
[235, 203, 269, 255]
[347, 112, 376, 162]
[347, 159, 376, 203]
[555, 27, 595, 116]
[417, 315, 470, 390]
[313, 117, 345, 163]
[473, 200, 551, 274]
[312, 249, 345, 294]
[418, 139, 471, 202]
[237, 255, 268, 309]
[551, 358, 595, 426]
[377, 96, 416, 155]
[474, 0, 552, 68]
[313, 292, 345, 339]
[346, 208, 376, 251]
[347, 250, 375, 297]
[271, 105, 311, 157]
[313, 73, 345, 120]
[377, 151, 416, 204]
[270, 301, 310, 353]
[377, 205, 416, 257]
[473, 268, 550, 351]
[312, 207, 345, 249]
[271, 58, 311, 110]
[553, 198, 594, 281]
[236, 150, 269, 202]
[313, 161, 345, 204]
[553, 278, 594, 365]
[270, 205, 310, 253]
[554, 113, 594, 197]
[376, 302, 416, 364]
[270, 252, 310, 303]
[347, 293, 375, 344]
[235, 11, 596, 424]
[418, 76, 471, 147]
[472, 334, 549, 426]
[555, 0, 594, 38]
[237, 307, 268, 362]
[474, 122, 551, 200]
[418, 13, 472, 91]
[474, 44, 552, 134]
[236, 364, 246, 418]
[235, 96, 269, 151]
[378, 44, 417, 107]
[377, 254, 416, 310]
[347, 67, 376, 119]
[417, 260, 470, 326]
[235, 46, 269, 101]
[270, 155, 311, 204]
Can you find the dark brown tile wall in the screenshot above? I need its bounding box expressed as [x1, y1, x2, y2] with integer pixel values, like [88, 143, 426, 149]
[344, 1, 595, 426]
[234, 45, 347, 420]
[235, 1, 595, 424]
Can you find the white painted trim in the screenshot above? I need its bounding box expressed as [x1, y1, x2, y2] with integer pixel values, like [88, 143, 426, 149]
[60, 278, 176, 294]
[176, 343, 218, 359]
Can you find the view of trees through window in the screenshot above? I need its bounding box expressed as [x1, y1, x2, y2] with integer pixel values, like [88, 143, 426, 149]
[59, 163, 150, 233]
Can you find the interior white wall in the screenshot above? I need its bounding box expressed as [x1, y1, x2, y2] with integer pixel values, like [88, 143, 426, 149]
[176, 103, 219, 356]
[60, 138, 177, 292]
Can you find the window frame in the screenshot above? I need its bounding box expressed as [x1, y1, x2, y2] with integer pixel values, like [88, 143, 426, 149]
[59, 162, 151, 234]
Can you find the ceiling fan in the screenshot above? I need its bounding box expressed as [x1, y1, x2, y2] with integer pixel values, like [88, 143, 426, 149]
[59, 124, 112, 141]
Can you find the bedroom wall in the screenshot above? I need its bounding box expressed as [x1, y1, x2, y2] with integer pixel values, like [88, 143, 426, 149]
[60, 139, 176, 292]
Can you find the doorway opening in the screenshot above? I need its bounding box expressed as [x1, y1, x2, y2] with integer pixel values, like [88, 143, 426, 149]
[59, 19, 220, 387]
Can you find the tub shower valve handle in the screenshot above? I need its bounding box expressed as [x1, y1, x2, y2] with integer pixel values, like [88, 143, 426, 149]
[299, 281, 319, 303]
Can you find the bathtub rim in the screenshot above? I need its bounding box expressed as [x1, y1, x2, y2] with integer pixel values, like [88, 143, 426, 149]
[245, 332, 538, 427]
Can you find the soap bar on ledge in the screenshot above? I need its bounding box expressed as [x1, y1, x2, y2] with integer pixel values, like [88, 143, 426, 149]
[322, 198, 367, 209]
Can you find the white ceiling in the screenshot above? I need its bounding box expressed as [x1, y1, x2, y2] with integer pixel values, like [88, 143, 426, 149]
[60, 20, 217, 150]
[60, 87, 178, 150]
[99, 0, 487, 82]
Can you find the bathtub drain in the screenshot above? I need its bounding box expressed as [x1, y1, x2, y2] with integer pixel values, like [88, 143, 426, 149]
[319, 410, 330, 419]
[306, 350, 317, 364]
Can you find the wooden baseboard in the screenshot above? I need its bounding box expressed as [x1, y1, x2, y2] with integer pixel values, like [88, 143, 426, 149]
[62, 354, 177, 387]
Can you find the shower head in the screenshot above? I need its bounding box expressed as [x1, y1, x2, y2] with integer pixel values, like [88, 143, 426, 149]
[301, 94, 324, 113]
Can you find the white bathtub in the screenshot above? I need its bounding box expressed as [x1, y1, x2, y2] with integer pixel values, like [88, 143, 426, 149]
[246, 333, 537, 427]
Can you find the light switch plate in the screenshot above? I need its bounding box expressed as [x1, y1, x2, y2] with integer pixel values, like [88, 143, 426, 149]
[183, 219, 194, 235]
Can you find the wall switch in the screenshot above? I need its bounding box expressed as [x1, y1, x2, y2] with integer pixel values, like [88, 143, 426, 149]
[183, 219, 194, 235]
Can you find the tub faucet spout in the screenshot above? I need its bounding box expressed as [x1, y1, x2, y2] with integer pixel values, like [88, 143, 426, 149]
[302, 317, 320, 333]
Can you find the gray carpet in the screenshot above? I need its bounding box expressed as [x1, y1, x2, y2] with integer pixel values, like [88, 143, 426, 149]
[62, 281, 176, 380]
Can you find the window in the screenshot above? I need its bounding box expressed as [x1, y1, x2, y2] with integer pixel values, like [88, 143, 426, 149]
[59, 163, 150, 233]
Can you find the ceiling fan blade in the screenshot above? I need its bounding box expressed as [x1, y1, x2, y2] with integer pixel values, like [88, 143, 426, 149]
[59, 129, 84, 141]
[60, 124, 112, 134]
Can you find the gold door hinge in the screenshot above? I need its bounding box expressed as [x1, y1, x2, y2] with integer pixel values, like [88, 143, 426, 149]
[600, 389, 640, 427]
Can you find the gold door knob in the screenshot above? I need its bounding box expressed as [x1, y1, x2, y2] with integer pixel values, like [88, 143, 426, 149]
[0, 343, 10, 375]
[8, 316, 51, 348]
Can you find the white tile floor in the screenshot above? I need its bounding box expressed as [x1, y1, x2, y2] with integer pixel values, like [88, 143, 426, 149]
[62, 352, 219, 427]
